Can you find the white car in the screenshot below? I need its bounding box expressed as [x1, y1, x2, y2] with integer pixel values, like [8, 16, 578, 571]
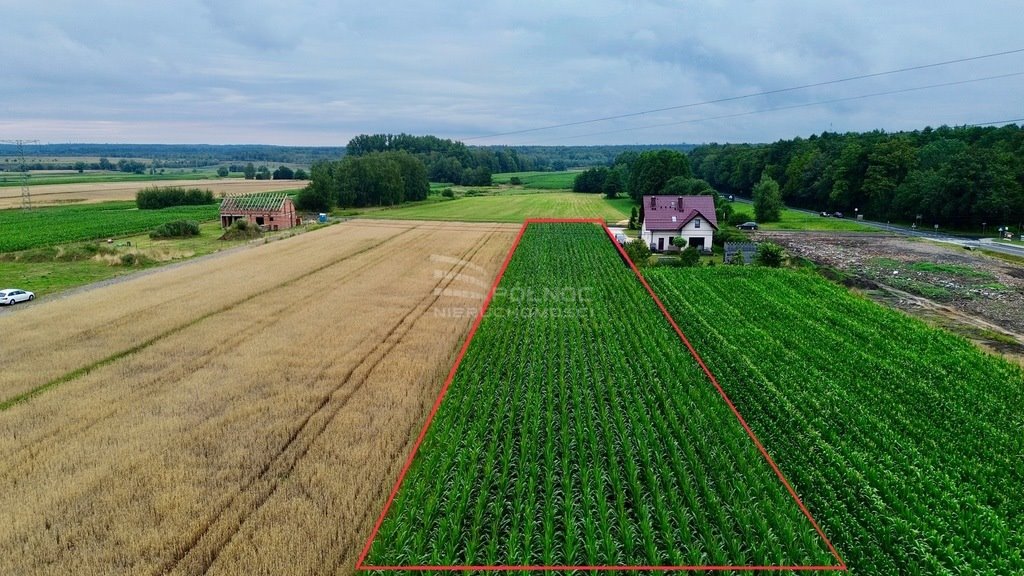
[0, 289, 34, 306]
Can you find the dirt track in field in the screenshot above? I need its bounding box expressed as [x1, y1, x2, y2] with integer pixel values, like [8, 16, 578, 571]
[0, 219, 517, 575]
[0, 179, 302, 208]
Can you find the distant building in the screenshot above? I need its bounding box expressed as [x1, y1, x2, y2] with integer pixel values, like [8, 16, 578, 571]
[640, 195, 718, 252]
[220, 193, 299, 231]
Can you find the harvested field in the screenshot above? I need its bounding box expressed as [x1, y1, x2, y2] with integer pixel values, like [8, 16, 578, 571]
[0, 219, 517, 575]
[0, 179, 301, 208]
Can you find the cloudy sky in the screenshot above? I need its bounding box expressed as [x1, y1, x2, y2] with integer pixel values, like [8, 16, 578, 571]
[2, 0, 1022, 146]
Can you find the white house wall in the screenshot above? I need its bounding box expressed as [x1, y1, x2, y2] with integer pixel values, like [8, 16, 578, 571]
[641, 221, 714, 252]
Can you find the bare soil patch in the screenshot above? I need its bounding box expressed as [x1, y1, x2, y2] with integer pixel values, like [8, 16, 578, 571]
[760, 231, 1024, 365]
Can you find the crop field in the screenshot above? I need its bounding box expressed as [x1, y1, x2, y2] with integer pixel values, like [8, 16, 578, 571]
[493, 170, 581, 189]
[0, 178, 301, 208]
[0, 201, 220, 252]
[360, 192, 631, 223]
[646, 267, 1024, 573]
[0, 219, 517, 575]
[361, 223, 841, 570]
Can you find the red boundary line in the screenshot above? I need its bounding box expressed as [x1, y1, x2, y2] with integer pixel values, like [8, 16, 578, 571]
[356, 218, 847, 572]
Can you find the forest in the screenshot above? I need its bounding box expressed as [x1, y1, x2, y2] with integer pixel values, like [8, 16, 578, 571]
[0, 144, 347, 169]
[690, 124, 1024, 228]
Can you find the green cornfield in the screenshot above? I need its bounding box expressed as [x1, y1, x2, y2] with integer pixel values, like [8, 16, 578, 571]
[364, 223, 839, 569]
[647, 266, 1024, 573]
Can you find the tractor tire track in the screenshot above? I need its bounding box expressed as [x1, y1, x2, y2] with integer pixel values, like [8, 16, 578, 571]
[159, 230, 500, 576]
[0, 226, 426, 412]
[0, 227, 432, 473]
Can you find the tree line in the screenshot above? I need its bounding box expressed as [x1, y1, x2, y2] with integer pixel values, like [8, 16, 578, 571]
[345, 135, 700, 182]
[296, 150, 429, 211]
[690, 124, 1024, 228]
[232, 163, 308, 180]
[136, 186, 215, 209]
[572, 149, 735, 225]
[346, 133, 498, 185]
[0, 144, 347, 167]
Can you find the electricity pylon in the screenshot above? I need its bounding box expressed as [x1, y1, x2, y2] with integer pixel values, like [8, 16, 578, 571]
[0, 139, 39, 209]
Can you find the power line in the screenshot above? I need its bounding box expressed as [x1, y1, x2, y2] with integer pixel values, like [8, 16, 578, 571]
[966, 117, 1024, 127]
[0, 139, 39, 210]
[519, 71, 1024, 144]
[465, 47, 1024, 141]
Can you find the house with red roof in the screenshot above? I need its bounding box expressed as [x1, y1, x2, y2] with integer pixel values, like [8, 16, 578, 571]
[640, 195, 718, 252]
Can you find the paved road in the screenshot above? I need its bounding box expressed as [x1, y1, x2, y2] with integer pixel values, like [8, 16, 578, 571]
[732, 196, 1024, 258]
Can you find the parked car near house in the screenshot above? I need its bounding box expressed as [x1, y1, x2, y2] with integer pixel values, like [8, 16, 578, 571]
[833, 211, 844, 218]
[736, 221, 759, 230]
[0, 288, 34, 306]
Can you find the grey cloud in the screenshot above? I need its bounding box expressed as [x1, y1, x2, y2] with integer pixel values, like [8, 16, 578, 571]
[2, 0, 1022, 145]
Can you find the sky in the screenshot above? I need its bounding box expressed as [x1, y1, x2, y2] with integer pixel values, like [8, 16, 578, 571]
[2, 0, 1022, 146]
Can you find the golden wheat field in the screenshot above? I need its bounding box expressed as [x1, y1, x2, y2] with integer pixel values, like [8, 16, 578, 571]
[0, 179, 302, 208]
[0, 219, 517, 575]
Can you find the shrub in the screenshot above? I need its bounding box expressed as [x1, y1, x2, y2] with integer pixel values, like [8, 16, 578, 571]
[137, 187, 215, 209]
[755, 242, 786, 267]
[679, 246, 701, 267]
[728, 211, 753, 226]
[120, 252, 150, 266]
[220, 219, 263, 240]
[441, 188, 455, 198]
[509, 176, 523, 185]
[623, 238, 652, 267]
[713, 227, 748, 247]
[150, 220, 200, 239]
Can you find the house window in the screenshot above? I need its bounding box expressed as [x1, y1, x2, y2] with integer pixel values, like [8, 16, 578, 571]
[695, 218, 701, 229]
[668, 236, 674, 246]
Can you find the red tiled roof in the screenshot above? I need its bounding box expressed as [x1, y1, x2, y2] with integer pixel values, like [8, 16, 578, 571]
[642, 195, 719, 231]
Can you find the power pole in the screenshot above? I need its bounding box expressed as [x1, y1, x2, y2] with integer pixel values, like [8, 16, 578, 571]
[0, 139, 39, 209]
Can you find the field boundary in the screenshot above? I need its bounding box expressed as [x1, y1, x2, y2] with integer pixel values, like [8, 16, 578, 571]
[356, 218, 847, 572]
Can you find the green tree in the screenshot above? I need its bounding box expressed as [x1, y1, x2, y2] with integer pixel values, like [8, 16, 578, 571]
[255, 165, 272, 180]
[628, 206, 638, 230]
[755, 242, 786, 267]
[293, 168, 309, 180]
[295, 161, 337, 211]
[216, 166, 229, 177]
[243, 162, 256, 180]
[752, 174, 782, 222]
[604, 165, 626, 199]
[628, 149, 692, 202]
[661, 176, 714, 197]
[388, 150, 430, 201]
[623, 238, 652, 267]
[273, 165, 294, 180]
[573, 167, 608, 193]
